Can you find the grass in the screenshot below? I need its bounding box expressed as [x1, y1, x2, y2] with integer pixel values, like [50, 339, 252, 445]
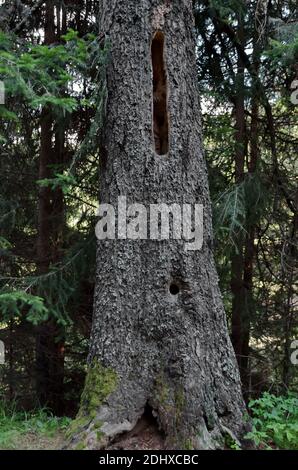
[1, 392, 297, 450]
[0, 401, 71, 450]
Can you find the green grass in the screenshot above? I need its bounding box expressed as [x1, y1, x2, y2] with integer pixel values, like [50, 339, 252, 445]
[0, 401, 71, 450]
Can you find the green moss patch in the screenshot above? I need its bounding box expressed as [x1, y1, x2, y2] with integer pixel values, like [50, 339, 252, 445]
[66, 360, 117, 445]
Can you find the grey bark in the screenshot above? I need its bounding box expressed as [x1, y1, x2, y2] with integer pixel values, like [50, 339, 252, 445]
[71, 0, 250, 450]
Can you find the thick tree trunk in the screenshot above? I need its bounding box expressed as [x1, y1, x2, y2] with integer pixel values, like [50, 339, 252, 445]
[68, 0, 249, 450]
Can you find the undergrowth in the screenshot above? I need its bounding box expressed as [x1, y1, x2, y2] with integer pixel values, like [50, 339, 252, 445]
[246, 392, 298, 450]
[0, 400, 71, 449]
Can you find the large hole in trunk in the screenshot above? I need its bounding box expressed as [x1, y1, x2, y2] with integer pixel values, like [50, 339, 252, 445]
[108, 404, 165, 450]
[151, 31, 169, 156]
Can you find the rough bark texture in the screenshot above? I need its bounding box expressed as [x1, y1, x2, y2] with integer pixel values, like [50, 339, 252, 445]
[68, 0, 250, 450]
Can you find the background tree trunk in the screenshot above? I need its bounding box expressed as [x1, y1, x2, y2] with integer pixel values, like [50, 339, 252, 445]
[69, 0, 249, 450]
[230, 11, 247, 394]
[35, 0, 65, 415]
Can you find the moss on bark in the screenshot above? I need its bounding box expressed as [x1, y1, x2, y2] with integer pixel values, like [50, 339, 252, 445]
[65, 360, 117, 447]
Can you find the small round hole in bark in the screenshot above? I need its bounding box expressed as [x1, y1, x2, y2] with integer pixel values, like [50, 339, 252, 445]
[169, 283, 180, 295]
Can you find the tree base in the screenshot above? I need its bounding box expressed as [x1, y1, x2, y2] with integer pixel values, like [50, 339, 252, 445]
[65, 361, 252, 450]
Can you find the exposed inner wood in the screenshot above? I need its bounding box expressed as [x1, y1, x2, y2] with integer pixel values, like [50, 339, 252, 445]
[152, 31, 169, 155]
[107, 405, 165, 450]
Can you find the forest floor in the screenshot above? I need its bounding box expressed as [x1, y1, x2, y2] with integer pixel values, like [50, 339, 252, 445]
[1, 393, 297, 450]
[0, 403, 70, 450]
[0, 432, 65, 450]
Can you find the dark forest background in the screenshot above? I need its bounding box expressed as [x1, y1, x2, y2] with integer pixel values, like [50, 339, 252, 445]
[0, 0, 297, 448]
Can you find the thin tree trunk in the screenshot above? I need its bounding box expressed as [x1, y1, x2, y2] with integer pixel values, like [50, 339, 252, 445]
[8, 319, 14, 401]
[241, 51, 259, 398]
[230, 12, 247, 392]
[36, 100, 54, 407]
[68, 0, 249, 450]
[36, 0, 65, 415]
[282, 194, 297, 389]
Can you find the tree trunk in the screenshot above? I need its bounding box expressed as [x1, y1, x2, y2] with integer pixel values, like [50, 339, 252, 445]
[35, 0, 65, 415]
[230, 12, 247, 394]
[68, 0, 249, 450]
[241, 51, 260, 398]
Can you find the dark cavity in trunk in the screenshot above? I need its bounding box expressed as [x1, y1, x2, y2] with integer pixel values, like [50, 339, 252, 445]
[152, 31, 169, 156]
